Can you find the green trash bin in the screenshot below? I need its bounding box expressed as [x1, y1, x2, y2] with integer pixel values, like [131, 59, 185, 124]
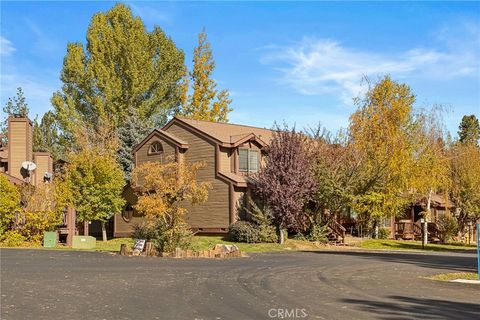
[43, 231, 58, 248]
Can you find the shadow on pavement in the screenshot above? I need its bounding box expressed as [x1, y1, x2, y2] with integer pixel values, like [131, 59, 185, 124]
[304, 250, 476, 272]
[342, 295, 480, 320]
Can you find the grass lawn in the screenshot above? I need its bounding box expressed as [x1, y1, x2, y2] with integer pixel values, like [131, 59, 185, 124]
[428, 272, 479, 281]
[359, 239, 476, 252]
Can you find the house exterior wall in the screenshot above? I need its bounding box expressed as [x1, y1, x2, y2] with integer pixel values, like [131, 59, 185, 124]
[219, 147, 232, 172]
[166, 123, 230, 230]
[114, 186, 142, 237]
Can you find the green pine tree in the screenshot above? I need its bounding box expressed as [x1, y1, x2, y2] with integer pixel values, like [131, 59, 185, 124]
[117, 107, 153, 180]
[1, 87, 29, 141]
[458, 115, 480, 146]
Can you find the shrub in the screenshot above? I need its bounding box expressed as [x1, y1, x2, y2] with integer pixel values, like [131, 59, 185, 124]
[0, 175, 21, 235]
[151, 219, 193, 253]
[248, 201, 278, 243]
[437, 216, 459, 243]
[229, 221, 261, 243]
[131, 219, 193, 253]
[377, 227, 391, 240]
[131, 222, 156, 241]
[1, 230, 26, 247]
[19, 183, 65, 243]
[308, 223, 329, 243]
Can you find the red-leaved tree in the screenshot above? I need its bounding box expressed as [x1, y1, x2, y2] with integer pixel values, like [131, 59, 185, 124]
[254, 126, 317, 243]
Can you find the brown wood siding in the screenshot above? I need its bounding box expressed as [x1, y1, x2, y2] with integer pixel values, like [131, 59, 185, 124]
[32, 153, 52, 186]
[219, 147, 231, 172]
[114, 186, 139, 237]
[134, 134, 176, 186]
[8, 120, 32, 180]
[166, 123, 230, 229]
[135, 135, 176, 166]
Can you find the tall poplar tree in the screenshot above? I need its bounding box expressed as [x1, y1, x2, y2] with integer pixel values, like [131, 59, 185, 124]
[181, 30, 232, 122]
[52, 3, 186, 153]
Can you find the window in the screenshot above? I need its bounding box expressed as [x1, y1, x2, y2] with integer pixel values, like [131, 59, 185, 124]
[148, 141, 163, 155]
[239, 149, 259, 173]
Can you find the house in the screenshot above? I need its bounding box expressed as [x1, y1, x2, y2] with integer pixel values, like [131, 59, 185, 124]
[0, 116, 53, 186]
[394, 194, 453, 241]
[113, 117, 273, 237]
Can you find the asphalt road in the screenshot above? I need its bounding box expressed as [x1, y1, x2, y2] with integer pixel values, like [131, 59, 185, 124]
[1, 248, 479, 320]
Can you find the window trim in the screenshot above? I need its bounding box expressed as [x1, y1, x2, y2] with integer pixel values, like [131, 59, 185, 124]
[239, 148, 259, 173]
[148, 141, 163, 155]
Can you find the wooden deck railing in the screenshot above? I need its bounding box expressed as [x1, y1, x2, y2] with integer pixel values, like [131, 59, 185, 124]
[328, 220, 346, 243]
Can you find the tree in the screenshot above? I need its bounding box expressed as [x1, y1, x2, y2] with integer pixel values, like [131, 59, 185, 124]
[52, 3, 186, 152]
[1, 87, 29, 140]
[19, 181, 70, 243]
[310, 128, 364, 221]
[348, 76, 418, 234]
[450, 142, 480, 234]
[458, 114, 480, 146]
[0, 175, 21, 236]
[410, 106, 451, 245]
[117, 107, 153, 180]
[181, 30, 232, 122]
[65, 149, 125, 241]
[254, 127, 316, 243]
[131, 160, 211, 252]
[33, 111, 67, 161]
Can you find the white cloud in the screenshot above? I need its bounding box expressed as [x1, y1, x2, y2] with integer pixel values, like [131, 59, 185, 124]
[0, 36, 15, 56]
[261, 23, 480, 104]
[0, 71, 60, 119]
[129, 2, 173, 27]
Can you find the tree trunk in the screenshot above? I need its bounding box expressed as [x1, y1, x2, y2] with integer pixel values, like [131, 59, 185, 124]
[101, 221, 107, 242]
[423, 188, 433, 246]
[84, 221, 89, 236]
[278, 226, 285, 244]
[374, 220, 379, 239]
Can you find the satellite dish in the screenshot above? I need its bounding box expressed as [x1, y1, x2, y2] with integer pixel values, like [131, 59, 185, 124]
[22, 161, 37, 171]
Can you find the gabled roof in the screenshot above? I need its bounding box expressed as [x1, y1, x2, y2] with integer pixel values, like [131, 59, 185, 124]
[132, 129, 188, 154]
[164, 117, 273, 147]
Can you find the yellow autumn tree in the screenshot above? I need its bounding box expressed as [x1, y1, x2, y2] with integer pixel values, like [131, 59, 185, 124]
[19, 181, 71, 243]
[181, 30, 232, 122]
[131, 160, 211, 252]
[349, 76, 417, 235]
[0, 174, 21, 237]
[450, 142, 480, 235]
[409, 107, 451, 244]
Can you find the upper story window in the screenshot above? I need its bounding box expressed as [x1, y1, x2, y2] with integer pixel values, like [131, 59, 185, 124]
[148, 141, 163, 155]
[239, 149, 259, 173]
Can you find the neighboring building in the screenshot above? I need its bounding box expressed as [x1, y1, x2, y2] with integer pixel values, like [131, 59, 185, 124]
[0, 116, 53, 186]
[394, 194, 453, 241]
[114, 117, 273, 237]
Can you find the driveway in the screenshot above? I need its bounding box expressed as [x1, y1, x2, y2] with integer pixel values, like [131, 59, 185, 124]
[1, 249, 479, 320]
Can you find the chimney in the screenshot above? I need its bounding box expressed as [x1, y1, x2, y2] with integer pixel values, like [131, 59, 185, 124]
[7, 116, 33, 181]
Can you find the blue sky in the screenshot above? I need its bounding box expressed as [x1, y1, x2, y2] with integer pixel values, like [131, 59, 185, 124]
[1, 1, 479, 136]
